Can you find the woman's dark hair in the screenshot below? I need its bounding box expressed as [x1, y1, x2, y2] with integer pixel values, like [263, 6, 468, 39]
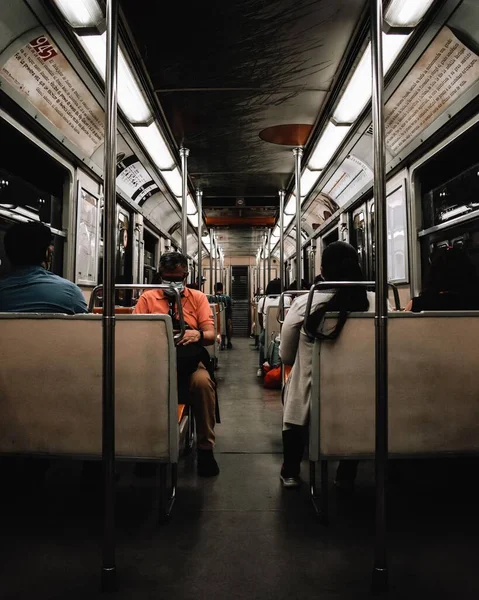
[423, 247, 477, 295]
[287, 279, 309, 291]
[306, 241, 369, 340]
[265, 278, 281, 295]
[4, 222, 52, 266]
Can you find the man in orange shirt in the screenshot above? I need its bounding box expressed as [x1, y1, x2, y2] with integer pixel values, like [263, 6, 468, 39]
[134, 252, 219, 477]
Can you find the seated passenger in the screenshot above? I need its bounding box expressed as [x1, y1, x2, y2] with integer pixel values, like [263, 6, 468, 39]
[133, 252, 219, 477]
[0, 222, 87, 314]
[214, 282, 233, 349]
[406, 246, 479, 311]
[257, 278, 290, 376]
[279, 241, 374, 488]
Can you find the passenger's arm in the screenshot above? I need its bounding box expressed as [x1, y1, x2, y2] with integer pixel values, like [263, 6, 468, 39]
[72, 285, 88, 314]
[194, 294, 217, 346]
[404, 299, 413, 312]
[279, 302, 304, 366]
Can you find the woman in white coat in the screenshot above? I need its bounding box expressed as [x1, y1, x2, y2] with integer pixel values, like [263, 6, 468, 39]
[279, 242, 376, 488]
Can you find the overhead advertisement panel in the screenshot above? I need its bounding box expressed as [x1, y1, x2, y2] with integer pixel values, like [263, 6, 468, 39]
[116, 155, 159, 205]
[0, 31, 104, 157]
[322, 155, 373, 207]
[385, 26, 479, 157]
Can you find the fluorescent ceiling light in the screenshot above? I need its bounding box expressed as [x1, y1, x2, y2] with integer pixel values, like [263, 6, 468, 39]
[284, 195, 297, 215]
[308, 122, 350, 171]
[52, 0, 103, 28]
[160, 167, 182, 196]
[188, 213, 199, 228]
[385, 0, 436, 28]
[134, 122, 175, 170]
[283, 212, 294, 227]
[300, 168, 320, 199]
[78, 33, 152, 123]
[186, 194, 197, 215]
[333, 33, 409, 124]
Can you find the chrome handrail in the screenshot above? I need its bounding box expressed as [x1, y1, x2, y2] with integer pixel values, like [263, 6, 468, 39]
[88, 284, 186, 343]
[302, 281, 401, 339]
[278, 291, 309, 324]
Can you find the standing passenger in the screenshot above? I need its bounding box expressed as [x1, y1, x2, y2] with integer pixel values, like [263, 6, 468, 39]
[133, 252, 219, 477]
[0, 222, 87, 314]
[279, 242, 374, 488]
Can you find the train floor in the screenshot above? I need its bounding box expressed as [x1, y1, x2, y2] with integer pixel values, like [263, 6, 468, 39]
[1, 337, 478, 599]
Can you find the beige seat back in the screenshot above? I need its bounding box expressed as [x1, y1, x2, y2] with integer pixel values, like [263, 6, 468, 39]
[310, 312, 479, 460]
[208, 304, 218, 361]
[0, 314, 178, 461]
[264, 305, 280, 359]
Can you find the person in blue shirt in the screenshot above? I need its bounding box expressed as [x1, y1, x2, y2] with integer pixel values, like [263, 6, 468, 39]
[0, 221, 87, 314]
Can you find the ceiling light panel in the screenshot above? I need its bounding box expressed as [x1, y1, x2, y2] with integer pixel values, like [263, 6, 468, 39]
[284, 195, 297, 215]
[78, 33, 152, 123]
[385, 0, 436, 28]
[308, 122, 351, 171]
[300, 168, 320, 199]
[333, 33, 409, 124]
[283, 212, 294, 227]
[52, 0, 103, 28]
[188, 213, 199, 228]
[134, 122, 175, 171]
[160, 167, 182, 196]
[186, 194, 197, 215]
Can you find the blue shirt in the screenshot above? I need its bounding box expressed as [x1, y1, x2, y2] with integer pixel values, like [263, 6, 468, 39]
[0, 266, 88, 314]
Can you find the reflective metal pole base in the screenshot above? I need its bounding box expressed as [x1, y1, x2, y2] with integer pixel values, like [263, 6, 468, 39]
[371, 567, 388, 595]
[101, 567, 117, 593]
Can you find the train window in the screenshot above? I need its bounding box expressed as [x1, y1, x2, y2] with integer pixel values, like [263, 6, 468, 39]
[143, 229, 158, 283]
[418, 121, 479, 230]
[350, 205, 369, 277]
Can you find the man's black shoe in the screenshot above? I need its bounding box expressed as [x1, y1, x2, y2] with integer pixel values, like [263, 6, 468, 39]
[227, 342, 233, 349]
[197, 449, 220, 477]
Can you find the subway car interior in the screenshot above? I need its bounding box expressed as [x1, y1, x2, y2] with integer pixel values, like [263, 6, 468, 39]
[1, 0, 479, 598]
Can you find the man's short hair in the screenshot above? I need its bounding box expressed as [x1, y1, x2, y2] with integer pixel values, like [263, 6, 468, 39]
[215, 282, 223, 292]
[4, 222, 52, 267]
[159, 252, 188, 272]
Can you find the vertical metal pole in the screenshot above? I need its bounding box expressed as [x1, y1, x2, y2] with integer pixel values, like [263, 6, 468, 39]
[267, 228, 272, 283]
[293, 147, 303, 290]
[371, 0, 389, 593]
[102, 0, 118, 592]
[213, 232, 218, 293]
[196, 189, 203, 286]
[209, 229, 213, 294]
[279, 190, 285, 294]
[262, 231, 267, 291]
[180, 147, 190, 257]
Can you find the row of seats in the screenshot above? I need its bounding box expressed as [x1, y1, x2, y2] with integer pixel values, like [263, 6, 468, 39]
[0, 312, 184, 520]
[308, 311, 479, 521]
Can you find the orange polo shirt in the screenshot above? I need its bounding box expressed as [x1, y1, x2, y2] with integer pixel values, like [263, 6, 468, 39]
[133, 287, 214, 331]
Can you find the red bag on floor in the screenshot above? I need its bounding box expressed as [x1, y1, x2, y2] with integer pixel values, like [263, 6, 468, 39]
[263, 366, 281, 389]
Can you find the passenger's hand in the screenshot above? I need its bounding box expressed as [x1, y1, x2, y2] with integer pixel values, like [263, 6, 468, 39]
[177, 329, 202, 345]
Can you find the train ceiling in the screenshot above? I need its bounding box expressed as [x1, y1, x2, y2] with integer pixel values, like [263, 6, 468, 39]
[120, 0, 367, 255]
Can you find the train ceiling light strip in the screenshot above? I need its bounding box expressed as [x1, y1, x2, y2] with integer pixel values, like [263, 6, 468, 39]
[51, 0, 104, 29]
[308, 122, 351, 171]
[332, 32, 409, 126]
[134, 123, 176, 171]
[77, 33, 152, 124]
[186, 194, 197, 216]
[385, 0, 437, 28]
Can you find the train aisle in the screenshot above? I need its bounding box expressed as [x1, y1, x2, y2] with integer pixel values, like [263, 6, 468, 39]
[1, 338, 478, 599]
